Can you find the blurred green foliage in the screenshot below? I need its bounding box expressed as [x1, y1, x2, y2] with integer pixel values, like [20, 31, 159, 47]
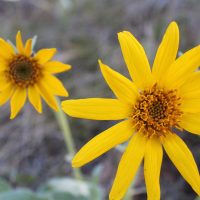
[0, 177, 101, 200]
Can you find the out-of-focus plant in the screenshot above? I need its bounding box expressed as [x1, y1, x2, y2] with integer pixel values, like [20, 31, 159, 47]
[0, 177, 101, 200]
[54, 98, 83, 180]
[0, 31, 71, 119]
[0, 33, 102, 200]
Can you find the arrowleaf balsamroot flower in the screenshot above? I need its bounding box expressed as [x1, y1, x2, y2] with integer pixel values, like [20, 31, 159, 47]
[0, 31, 71, 119]
[62, 22, 200, 200]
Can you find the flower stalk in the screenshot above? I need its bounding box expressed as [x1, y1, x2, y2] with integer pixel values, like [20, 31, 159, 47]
[55, 98, 83, 180]
[124, 189, 132, 200]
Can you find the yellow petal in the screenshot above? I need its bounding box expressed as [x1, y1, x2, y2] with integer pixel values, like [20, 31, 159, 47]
[44, 61, 71, 73]
[0, 72, 9, 91]
[72, 119, 134, 167]
[179, 113, 200, 135]
[118, 31, 153, 89]
[35, 48, 57, 64]
[0, 84, 13, 105]
[0, 62, 7, 72]
[179, 73, 200, 113]
[0, 38, 14, 53]
[179, 72, 200, 97]
[62, 98, 132, 120]
[0, 52, 10, 60]
[37, 82, 58, 111]
[24, 39, 32, 56]
[109, 132, 146, 200]
[180, 98, 200, 113]
[163, 132, 200, 195]
[0, 38, 14, 55]
[152, 22, 179, 86]
[99, 60, 139, 105]
[10, 88, 26, 119]
[43, 73, 68, 97]
[164, 45, 200, 89]
[16, 31, 24, 54]
[28, 85, 42, 113]
[0, 38, 15, 60]
[144, 137, 163, 200]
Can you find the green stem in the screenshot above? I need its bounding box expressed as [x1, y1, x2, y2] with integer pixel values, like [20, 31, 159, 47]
[55, 98, 83, 180]
[124, 188, 132, 200]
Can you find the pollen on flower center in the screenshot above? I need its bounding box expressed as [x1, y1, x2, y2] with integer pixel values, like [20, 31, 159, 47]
[132, 84, 182, 138]
[7, 55, 42, 88]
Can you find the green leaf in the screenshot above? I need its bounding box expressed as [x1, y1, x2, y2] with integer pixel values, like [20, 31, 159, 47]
[39, 177, 102, 200]
[0, 188, 48, 200]
[50, 191, 89, 200]
[0, 177, 11, 192]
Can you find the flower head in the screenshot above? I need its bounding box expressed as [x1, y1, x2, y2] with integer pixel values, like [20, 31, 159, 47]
[0, 31, 71, 119]
[62, 22, 200, 199]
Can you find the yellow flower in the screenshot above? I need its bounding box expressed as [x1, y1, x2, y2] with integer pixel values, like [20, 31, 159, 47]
[0, 31, 71, 119]
[62, 22, 200, 200]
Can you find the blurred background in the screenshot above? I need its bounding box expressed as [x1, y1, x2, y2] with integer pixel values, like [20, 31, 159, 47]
[0, 0, 199, 199]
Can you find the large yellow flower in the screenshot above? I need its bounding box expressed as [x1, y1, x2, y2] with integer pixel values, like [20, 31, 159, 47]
[62, 22, 200, 200]
[0, 31, 71, 119]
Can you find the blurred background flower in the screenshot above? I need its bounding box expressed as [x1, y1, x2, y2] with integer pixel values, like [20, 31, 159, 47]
[0, 0, 200, 199]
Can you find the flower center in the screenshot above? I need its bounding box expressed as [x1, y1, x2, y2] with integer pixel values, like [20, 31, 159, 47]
[132, 84, 182, 138]
[7, 55, 42, 88]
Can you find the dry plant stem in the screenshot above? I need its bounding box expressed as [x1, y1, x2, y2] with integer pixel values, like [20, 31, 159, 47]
[55, 98, 83, 180]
